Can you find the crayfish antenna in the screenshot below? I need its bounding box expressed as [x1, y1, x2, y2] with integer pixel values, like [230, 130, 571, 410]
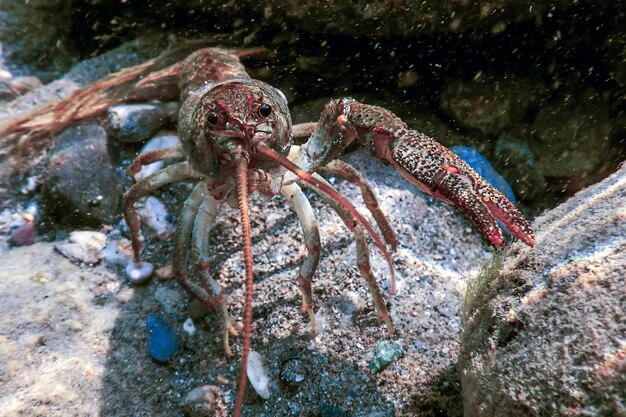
[233, 154, 254, 417]
[255, 143, 396, 293]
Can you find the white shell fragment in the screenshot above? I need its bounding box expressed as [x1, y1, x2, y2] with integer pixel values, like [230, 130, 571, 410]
[54, 230, 107, 264]
[125, 261, 154, 284]
[246, 350, 272, 399]
[134, 133, 181, 181]
[138, 196, 175, 240]
[182, 318, 196, 336]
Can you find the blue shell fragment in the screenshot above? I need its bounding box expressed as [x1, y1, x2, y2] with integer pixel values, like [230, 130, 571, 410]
[146, 313, 179, 364]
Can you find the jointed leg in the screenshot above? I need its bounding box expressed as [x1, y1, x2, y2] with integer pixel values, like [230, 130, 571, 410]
[320, 159, 398, 250]
[191, 193, 238, 356]
[123, 161, 201, 260]
[305, 173, 393, 336]
[281, 182, 321, 335]
[127, 147, 185, 176]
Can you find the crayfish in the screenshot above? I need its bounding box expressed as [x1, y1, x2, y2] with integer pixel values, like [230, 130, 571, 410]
[121, 47, 535, 417]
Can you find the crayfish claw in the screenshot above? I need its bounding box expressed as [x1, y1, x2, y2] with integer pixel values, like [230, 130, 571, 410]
[388, 130, 534, 247]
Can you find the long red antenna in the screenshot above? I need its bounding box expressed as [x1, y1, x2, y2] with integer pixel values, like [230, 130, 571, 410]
[255, 143, 395, 292]
[233, 155, 254, 417]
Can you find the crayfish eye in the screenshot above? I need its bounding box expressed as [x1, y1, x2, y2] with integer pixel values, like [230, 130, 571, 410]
[207, 112, 219, 125]
[258, 103, 272, 118]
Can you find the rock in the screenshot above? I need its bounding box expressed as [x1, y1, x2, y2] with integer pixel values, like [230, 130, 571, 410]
[138, 196, 175, 240]
[8, 218, 36, 246]
[181, 385, 221, 417]
[125, 261, 154, 285]
[133, 133, 181, 181]
[0, 242, 119, 416]
[106, 102, 178, 143]
[369, 341, 404, 373]
[101, 238, 133, 266]
[530, 89, 613, 179]
[41, 124, 129, 228]
[460, 165, 626, 417]
[146, 313, 179, 364]
[0, 75, 42, 101]
[450, 145, 517, 204]
[0, 0, 76, 76]
[246, 350, 272, 399]
[54, 230, 107, 264]
[494, 138, 546, 202]
[440, 76, 548, 135]
[182, 318, 196, 336]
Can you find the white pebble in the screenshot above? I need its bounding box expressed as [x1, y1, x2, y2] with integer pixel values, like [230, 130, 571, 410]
[125, 261, 154, 284]
[183, 318, 196, 336]
[139, 196, 175, 240]
[246, 350, 272, 399]
[69, 230, 107, 251]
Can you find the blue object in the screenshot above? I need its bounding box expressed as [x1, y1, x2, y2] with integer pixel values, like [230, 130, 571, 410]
[450, 146, 517, 205]
[146, 313, 179, 364]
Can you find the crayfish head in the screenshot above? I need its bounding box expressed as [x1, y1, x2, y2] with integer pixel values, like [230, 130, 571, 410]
[178, 78, 292, 186]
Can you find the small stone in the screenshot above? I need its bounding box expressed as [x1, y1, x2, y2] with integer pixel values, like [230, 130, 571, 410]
[182, 318, 196, 336]
[146, 313, 179, 364]
[125, 261, 154, 284]
[102, 239, 133, 266]
[181, 385, 220, 417]
[247, 350, 272, 399]
[369, 341, 404, 373]
[138, 196, 175, 240]
[155, 264, 174, 280]
[107, 102, 178, 143]
[8, 219, 36, 246]
[134, 133, 181, 181]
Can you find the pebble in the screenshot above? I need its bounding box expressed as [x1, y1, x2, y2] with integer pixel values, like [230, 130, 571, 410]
[106, 102, 178, 143]
[133, 133, 181, 181]
[182, 318, 196, 336]
[54, 231, 107, 264]
[138, 196, 175, 240]
[181, 385, 220, 417]
[369, 341, 404, 373]
[449, 146, 517, 205]
[101, 238, 133, 266]
[125, 261, 154, 284]
[8, 219, 36, 246]
[154, 264, 174, 280]
[146, 313, 179, 364]
[247, 350, 272, 399]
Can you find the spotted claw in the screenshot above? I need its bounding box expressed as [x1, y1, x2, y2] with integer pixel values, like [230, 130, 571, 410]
[387, 130, 535, 247]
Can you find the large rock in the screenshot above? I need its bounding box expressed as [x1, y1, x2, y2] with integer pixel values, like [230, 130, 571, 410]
[460, 165, 626, 417]
[41, 124, 129, 227]
[531, 89, 613, 179]
[0, 0, 75, 77]
[440, 76, 548, 136]
[0, 243, 120, 416]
